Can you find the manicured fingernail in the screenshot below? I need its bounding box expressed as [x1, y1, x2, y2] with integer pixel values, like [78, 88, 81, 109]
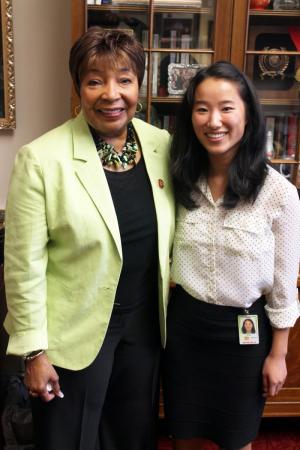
[58, 391, 64, 398]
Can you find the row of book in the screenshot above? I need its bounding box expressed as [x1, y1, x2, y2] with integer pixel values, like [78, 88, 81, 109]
[265, 114, 298, 160]
[87, 0, 203, 5]
[137, 107, 299, 155]
[146, 112, 299, 146]
[87, 0, 110, 4]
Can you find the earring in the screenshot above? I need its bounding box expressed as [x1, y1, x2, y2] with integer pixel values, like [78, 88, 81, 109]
[136, 102, 143, 113]
[74, 104, 81, 116]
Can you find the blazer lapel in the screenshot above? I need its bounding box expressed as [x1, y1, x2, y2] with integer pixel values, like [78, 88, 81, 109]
[71, 112, 122, 258]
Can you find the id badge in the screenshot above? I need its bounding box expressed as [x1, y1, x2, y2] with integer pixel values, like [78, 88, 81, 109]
[238, 314, 259, 345]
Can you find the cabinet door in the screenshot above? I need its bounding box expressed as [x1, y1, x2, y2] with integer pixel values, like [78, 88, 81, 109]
[231, 0, 300, 188]
[232, 0, 300, 416]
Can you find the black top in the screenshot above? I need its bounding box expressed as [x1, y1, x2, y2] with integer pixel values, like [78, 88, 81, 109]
[105, 157, 158, 310]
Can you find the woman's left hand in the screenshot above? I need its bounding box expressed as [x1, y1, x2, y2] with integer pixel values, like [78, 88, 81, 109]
[262, 353, 287, 397]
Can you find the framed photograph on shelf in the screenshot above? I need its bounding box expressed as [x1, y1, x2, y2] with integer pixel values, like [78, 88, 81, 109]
[168, 63, 201, 95]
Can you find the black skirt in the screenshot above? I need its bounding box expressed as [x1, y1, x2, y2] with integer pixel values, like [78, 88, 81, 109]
[163, 285, 272, 450]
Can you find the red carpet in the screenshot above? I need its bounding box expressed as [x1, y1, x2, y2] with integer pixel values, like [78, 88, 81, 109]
[158, 419, 300, 449]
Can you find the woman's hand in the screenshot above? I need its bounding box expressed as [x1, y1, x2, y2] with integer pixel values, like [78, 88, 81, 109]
[24, 353, 64, 402]
[262, 327, 290, 397]
[262, 353, 287, 397]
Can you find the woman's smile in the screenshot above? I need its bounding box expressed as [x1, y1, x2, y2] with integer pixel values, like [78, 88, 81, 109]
[205, 131, 228, 141]
[96, 107, 126, 118]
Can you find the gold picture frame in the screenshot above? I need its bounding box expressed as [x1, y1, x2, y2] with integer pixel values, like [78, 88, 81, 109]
[0, 0, 15, 129]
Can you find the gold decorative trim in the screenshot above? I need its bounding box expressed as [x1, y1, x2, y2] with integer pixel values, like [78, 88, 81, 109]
[0, 0, 16, 129]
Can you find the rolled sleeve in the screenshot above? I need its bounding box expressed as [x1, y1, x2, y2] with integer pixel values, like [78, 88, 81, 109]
[266, 184, 300, 329]
[265, 297, 300, 328]
[4, 146, 49, 355]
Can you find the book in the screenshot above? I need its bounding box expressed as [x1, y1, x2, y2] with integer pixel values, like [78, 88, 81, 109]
[162, 115, 176, 133]
[152, 34, 160, 96]
[111, 0, 202, 4]
[196, 12, 211, 66]
[140, 30, 149, 97]
[169, 30, 177, 65]
[163, 115, 170, 131]
[180, 34, 190, 65]
[150, 106, 160, 128]
[282, 115, 289, 158]
[168, 115, 176, 134]
[287, 115, 297, 158]
[87, 0, 95, 4]
[274, 115, 287, 158]
[142, 29, 148, 48]
[265, 116, 275, 158]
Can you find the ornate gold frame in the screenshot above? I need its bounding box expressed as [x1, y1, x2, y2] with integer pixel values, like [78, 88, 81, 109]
[0, 0, 15, 129]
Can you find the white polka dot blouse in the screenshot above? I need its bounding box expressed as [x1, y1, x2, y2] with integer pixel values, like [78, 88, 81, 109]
[171, 166, 300, 329]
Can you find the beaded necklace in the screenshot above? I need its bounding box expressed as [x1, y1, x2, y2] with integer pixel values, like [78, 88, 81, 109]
[94, 122, 138, 169]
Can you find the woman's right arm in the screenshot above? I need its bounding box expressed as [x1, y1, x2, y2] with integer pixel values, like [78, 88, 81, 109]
[4, 146, 62, 401]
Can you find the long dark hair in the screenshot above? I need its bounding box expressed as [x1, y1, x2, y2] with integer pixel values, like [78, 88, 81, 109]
[170, 61, 268, 209]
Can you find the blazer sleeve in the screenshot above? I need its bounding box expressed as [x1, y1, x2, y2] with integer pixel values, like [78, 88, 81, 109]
[4, 146, 49, 355]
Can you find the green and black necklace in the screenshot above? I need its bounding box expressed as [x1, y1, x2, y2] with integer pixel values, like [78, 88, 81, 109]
[94, 122, 138, 169]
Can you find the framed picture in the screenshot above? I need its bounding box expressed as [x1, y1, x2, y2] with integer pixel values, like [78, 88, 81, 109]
[247, 26, 297, 92]
[0, 0, 15, 129]
[168, 63, 201, 95]
[253, 32, 296, 90]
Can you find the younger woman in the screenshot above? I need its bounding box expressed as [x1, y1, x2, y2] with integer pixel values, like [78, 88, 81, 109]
[163, 61, 300, 450]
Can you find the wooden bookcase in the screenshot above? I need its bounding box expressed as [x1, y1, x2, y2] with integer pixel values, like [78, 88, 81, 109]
[231, 0, 300, 187]
[71, 0, 300, 417]
[71, 0, 234, 124]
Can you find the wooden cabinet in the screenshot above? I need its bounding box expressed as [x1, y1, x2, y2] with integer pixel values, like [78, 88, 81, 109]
[233, 1, 300, 416]
[72, 0, 300, 186]
[71, 0, 234, 123]
[71, 0, 300, 417]
[231, 0, 300, 187]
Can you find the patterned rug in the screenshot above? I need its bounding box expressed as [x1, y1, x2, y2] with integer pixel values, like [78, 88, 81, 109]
[159, 419, 300, 450]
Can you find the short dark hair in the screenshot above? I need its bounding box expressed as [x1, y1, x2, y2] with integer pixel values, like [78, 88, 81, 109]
[69, 27, 145, 96]
[170, 60, 267, 209]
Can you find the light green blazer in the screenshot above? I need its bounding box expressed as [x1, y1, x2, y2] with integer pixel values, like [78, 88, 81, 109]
[4, 113, 175, 370]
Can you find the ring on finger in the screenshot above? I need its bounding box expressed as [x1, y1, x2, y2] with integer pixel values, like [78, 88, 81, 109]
[29, 390, 38, 397]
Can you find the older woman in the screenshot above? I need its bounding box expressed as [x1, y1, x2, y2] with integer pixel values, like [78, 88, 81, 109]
[4, 27, 174, 450]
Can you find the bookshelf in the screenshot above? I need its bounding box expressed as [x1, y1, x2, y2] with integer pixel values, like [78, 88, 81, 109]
[231, 0, 300, 187]
[71, 0, 300, 189]
[71, 0, 233, 128]
[229, 0, 300, 418]
[71, 0, 300, 417]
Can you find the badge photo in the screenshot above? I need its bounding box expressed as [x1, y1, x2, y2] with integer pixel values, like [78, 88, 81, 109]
[238, 315, 260, 345]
